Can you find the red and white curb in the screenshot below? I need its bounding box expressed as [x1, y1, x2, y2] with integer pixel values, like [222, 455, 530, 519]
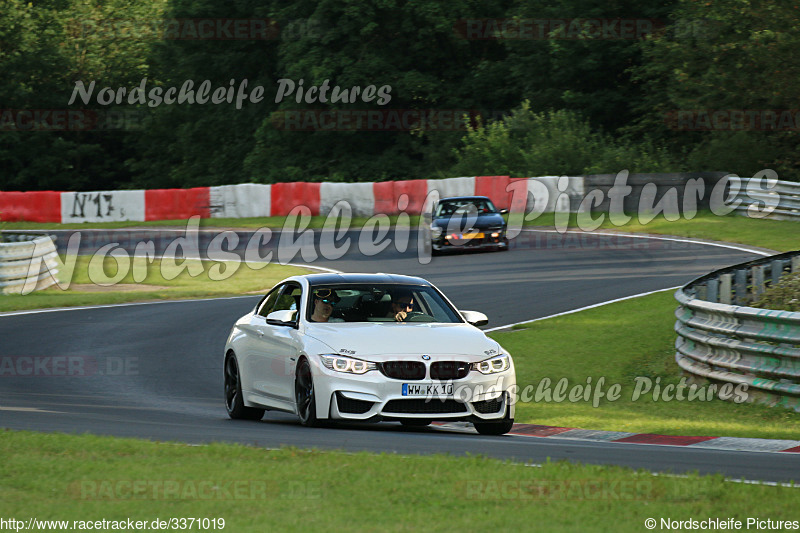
[433, 422, 800, 453]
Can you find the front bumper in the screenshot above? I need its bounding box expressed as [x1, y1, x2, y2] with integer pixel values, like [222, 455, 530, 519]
[432, 233, 508, 253]
[311, 357, 516, 422]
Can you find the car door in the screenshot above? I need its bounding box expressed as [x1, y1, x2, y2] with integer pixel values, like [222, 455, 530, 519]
[249, 282, 303, 404]
[238, 285, 280, 400]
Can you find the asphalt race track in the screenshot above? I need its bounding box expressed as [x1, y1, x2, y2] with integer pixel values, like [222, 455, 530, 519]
[2, 228, 797, 482]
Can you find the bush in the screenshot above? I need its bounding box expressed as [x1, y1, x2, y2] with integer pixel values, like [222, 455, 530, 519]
[450, 101, 676, 177]
[752, 272, 800, 312]
[685, 131, 786, 176]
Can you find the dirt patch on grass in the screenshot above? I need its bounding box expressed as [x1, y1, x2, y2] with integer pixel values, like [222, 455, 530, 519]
[67, 283, 171, 293]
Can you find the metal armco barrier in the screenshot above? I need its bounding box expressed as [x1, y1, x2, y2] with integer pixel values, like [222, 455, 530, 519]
[675, 251, 800, 412]
[732, 177, 800, 220]
[0, 233, 60, 295]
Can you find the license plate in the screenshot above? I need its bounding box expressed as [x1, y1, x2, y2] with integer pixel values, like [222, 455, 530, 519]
[448, 232, 484, 240]
[402, 383, 454, 396]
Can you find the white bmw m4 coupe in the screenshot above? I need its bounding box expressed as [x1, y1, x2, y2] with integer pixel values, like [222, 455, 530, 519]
[224, 273, 516, 435]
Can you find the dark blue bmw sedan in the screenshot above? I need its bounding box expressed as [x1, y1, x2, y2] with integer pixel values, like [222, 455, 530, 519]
[428, 196, 509, 255]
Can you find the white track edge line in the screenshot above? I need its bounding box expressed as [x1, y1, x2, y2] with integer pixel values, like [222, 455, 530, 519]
[0, 261, 341, 317]
[520, 228, 774, 256]
[484, 286, 681, 332]
[485, 229, 774, 332]
[0, 229, 774, 319]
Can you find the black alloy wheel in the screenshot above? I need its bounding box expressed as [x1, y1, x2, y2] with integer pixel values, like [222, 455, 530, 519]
[295, 358, 319, 427]
[224, 353, 264, 421]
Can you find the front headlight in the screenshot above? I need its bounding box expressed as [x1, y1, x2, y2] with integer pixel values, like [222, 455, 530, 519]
[430, 225, 443, 239]
[319, 354, 377, 374]
[472, 354, 510, 374]
[488, 226, 505, 238]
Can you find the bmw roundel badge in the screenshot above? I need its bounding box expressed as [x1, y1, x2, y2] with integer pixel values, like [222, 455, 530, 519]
[421, 355, 431, 360]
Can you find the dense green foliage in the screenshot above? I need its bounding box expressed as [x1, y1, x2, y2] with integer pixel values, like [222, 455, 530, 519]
[1, 0, 796, 190]
[451, 102, 675, 176]
[0, 0, 167, 190]
[630, 0, 800, 178]
[753, 271, 800, 312]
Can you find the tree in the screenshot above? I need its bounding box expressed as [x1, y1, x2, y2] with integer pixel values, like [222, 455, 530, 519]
[0, 0, 165, 191]
[499, 0, 676, 132]
[244, 0, 515, 183]
[631, 0, 800, 178]
[127, 0, 281, 188]
[450, 101, 674, 176]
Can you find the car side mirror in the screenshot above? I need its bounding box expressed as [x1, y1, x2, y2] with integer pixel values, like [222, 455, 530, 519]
[499, 208, 508, 215]
[460, 310, 488, 327]
[266, 310, 297, 327]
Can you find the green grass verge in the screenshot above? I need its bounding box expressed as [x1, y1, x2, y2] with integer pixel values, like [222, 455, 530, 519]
[510, 210, 799, 252]
[0, 256, 308, 313]
[1, 430, 796, 532]
[595, 211, 798, 252]
[1, 215, 423, 230]
[492, 290, 800, 439]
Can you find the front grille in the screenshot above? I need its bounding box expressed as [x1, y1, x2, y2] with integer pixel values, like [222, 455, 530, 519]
[380, 361, 426, 380]
[336, 392, 373, 414]
[430, 361, 470, 380]
[446, 235, 487, 245]
[464, 236, 489, 246]
[383, 399, 468, 414]
[472, 397, 503, 414]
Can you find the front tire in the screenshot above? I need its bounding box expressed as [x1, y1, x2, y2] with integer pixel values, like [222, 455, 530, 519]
[224, 353, 264, 421]
[295, 358, 319, 427]
[473, 402, 514, 436]
[400, 419, 432, 427]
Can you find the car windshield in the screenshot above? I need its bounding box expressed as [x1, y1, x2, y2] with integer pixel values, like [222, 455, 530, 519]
[306, 284, 464, 324]
[435, 199, 498, 217]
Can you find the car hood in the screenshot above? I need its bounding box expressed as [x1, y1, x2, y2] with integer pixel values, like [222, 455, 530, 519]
[432, 213, 506, 230]
[303, 322, 502, 362]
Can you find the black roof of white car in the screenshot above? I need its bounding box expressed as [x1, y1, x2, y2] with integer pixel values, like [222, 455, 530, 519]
[302, 272, 431, 286]
[438, 195, 491, 201]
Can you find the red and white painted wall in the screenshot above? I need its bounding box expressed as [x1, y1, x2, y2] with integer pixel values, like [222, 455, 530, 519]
[0, 176, 584, 223]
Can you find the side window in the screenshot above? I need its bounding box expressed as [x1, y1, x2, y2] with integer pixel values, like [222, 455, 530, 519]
[257, 287, 282, 317]
[273, 283, 303, 313]
[415, 289, 461, 322]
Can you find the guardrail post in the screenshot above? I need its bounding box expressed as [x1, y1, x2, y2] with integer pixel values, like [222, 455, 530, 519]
[770, 260, 784, 286]
[751, 265, 766, 297]
[706, 279, 719, 302]
[696, 284, 707, 300]
[734, 269, 748, 305]
[719, 274, 732, 304]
